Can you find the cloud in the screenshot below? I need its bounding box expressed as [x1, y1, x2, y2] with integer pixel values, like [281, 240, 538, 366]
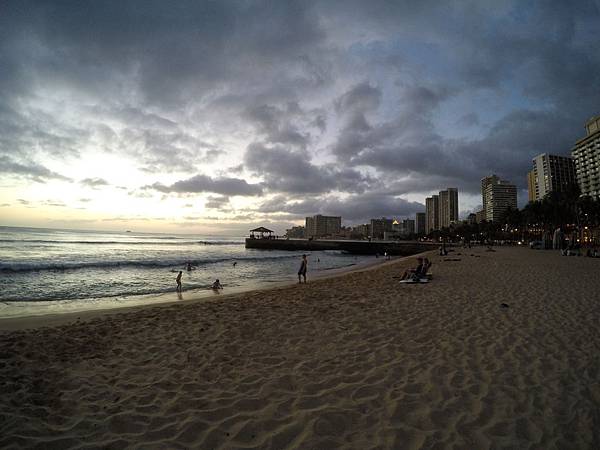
[146, 174, 263, 196]
[244, 102, 313, 148]
[41, 200, 67, 207]
[204, 195, 231, 210]
[80, 177, 109, 187]
[456, 113, 479, 127]
[254, 192, 424, 224]
[1, 0, 599, 225]
[0, 156, 70, 182]
[244, 142, 373, 194]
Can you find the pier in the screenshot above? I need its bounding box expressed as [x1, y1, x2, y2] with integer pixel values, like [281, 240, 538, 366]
[245, 238, 437, 256]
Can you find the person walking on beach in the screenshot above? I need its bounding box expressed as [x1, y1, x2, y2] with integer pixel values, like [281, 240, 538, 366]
[176, 271, 182, 292]
[298, 254, 308, 283]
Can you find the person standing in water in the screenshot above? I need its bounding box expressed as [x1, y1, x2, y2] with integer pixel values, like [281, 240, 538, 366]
[298, 254, 308, 284]
[176, 271, 182, 292]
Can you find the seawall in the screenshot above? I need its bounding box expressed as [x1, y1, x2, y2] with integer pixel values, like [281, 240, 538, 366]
[245, 238, 437, 255]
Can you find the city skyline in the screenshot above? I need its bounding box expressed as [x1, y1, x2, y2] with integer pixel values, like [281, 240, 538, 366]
[1, 1, 599, 235]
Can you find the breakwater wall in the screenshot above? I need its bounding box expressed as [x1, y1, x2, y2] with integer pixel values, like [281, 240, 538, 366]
[245, 238, 437, 256]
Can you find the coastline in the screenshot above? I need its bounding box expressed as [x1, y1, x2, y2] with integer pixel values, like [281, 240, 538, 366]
[0, 251, 426, 331]
[2, 246, 598, 448]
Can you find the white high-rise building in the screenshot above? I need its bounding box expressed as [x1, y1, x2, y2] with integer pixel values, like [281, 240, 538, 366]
[572, 115, 600, 198]
[529, 153, 577, 201]
[481, 175, 517, 222]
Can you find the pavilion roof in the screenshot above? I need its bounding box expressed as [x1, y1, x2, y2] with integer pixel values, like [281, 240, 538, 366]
[249, 226, 274, 233]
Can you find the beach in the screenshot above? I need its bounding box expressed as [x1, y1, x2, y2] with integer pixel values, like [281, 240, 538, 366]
[1, 246, 599, 449]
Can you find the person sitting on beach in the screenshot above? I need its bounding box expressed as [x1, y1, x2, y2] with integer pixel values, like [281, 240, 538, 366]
[400, 257, 424, 280]
[176, 271, 183, 292]
[212, 279, 223, 290]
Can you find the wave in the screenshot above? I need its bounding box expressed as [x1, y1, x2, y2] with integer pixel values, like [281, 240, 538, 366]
[0, 281, 219, 303]
[0, 253, 300, 273]
[0, 239, 243, 246]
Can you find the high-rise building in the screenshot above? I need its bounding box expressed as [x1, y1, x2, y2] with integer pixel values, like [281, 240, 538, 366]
[439, 190, 449, 228]
[402, 219, 415, 235]
[481, 175, 518, 222]
[527, 170, 536, 202]
[285, 226, 305, 238]
[415, 212, 426, 235]
[528, 153, 577, 201]
[370, 217, 394, 240]
[439, 188, 459, 228]
[305, 214, 341, 238]
[425, 195, 439, 233]
[572, 115, 600, 198]
[351, 224, 370, 239]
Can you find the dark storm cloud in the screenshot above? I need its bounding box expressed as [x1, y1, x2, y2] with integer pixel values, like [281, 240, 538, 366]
[332, 83, 454, 179]
[325, 1, 599, 193]
[244, 142, 373, 194]
[146, 174, 263, 196]
[331, 82, 381, 159]
[255, 193, 424, 223]
[456, 113, 479, 127]
[0, 156, 70, 183]
[1, 0, 600, 218]
[243, 102, 324, 149]
[0, 1, 326, 106]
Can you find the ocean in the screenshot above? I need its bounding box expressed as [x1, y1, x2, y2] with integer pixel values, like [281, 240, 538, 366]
[0, 226, 372, 316]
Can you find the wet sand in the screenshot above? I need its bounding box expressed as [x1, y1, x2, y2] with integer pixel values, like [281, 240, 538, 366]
[1, 246, 599, 449]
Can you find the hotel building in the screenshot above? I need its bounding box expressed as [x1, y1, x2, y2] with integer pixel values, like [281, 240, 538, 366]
[370, 217, 394, 240]
[528, 153, 577, 202]
[439, 188, 459, 228]
[415, 212, 426, 235]
[426, 188, 458, 232]
[572, 115, 600, 198]
[481, 175, 517, 222]
[425, 195, 439, 233]
[305, 215, 341, 238]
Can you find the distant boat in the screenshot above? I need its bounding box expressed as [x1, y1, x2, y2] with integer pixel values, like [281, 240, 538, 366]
[126, 230, 132, 233]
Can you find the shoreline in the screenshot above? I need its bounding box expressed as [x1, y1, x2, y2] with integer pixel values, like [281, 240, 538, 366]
[0, 251, 431, 331]
[1, 246, 598, 448]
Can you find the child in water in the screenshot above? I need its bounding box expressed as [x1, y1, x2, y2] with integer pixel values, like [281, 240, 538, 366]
[212, 279, 223, 290]
[176, 271, 182, 292]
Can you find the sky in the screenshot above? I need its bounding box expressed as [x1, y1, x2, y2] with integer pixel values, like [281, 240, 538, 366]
[1, 0, 599, 235]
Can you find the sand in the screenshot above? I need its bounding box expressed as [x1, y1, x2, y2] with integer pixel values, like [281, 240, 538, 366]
[0, 246, 599, 449]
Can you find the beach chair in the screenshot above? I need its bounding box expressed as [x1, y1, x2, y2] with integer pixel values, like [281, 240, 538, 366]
[399, 277, 429, 284]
